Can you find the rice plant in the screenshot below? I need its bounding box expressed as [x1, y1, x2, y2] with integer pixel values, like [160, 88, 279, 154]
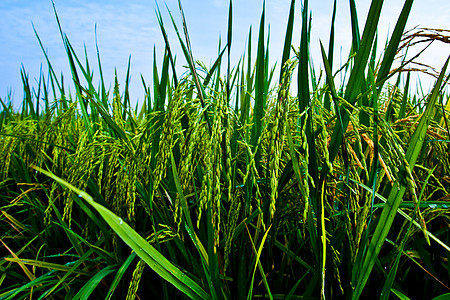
[1, 0, 449, 299]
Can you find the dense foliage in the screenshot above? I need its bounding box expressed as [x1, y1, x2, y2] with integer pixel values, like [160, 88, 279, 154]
[1, 0, 449, 299]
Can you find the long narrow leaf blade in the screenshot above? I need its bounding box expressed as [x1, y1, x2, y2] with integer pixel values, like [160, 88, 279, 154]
[34, 166, 211, 300]
[352, 56, 449, 299]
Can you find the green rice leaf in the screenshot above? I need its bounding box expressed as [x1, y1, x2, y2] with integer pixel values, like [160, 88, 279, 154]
[105, 253, 137, 300]
[352, 56, 450, 299]
[323, 0, 337, 110]
[279, 0, 296, 85]
[40, 247, 96, 298]
[390, 288, 411, 300]
[72, 265, 116, 300]
[34, 166, 211, 300]
[350, 177, 450, 253]
[3, 258, 89, 275]
[297, 0, 310, 115]
[226, 0, 233, 105]
[432, 293, 450, 300]
[325, 0, 384, 173]
[246, 224, 272, 300]
[3, 272, 55, 300]
[251, 0, 266, 169]
[155, 3, 179, 88]
[376, 0, 413, 90]
[349, 0, 361, 52]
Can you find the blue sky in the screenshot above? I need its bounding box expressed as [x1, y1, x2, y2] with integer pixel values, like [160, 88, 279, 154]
[1, 0, 449, 108]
